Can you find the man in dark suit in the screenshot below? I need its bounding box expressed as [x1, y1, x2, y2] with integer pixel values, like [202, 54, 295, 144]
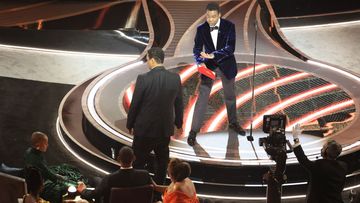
[187, 2, 245, 146]
[77, 146, 152, 203]
[126, 47, 183, 185]
[292, 124, 348, 203]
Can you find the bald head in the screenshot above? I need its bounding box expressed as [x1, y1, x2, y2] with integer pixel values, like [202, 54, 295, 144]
[31, 132, 48, 152]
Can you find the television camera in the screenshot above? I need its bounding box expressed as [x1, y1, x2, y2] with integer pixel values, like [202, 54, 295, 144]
[259, 114, 293, 203]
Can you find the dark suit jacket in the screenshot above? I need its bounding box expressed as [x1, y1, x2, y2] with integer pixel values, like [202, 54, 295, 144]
[293, 145, 348, 203]
[193, 18, 237, 79]
[126, 66, 183, 138]
[81, 169, 152, 203]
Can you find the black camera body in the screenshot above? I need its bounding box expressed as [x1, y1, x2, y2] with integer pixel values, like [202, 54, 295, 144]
[259, 115, 288, 159]
[262, 114, 286, 134]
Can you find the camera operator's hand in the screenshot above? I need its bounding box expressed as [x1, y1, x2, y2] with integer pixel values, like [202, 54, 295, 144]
[292, 123, 302, 144]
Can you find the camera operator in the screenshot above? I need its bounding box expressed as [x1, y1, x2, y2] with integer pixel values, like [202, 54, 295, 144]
[292, 124, 348, 203]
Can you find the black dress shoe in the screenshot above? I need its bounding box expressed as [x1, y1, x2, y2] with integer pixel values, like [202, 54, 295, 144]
[187, 130, 197, 146]
[228, 123, 246, 136]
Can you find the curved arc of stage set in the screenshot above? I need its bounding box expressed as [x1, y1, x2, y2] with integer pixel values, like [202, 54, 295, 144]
[56, 0, 360, 201]
[82, 52, 360, 164]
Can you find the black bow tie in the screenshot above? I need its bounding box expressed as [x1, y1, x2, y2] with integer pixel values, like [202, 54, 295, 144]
[210, 26, 219, 32]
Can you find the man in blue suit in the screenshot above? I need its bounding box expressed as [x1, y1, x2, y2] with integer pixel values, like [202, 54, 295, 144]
[187, 2, 245, 146]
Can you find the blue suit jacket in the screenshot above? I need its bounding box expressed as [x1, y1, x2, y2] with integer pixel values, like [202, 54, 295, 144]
[193, 18, 237, 79]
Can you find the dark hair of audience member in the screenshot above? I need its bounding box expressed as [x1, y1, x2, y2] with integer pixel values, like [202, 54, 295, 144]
[325, 140, 342, 160]
[117, 146, 135, 167]
[168, 158, 191, 182]
[25, 167, 44, 196]
[206, 2, 220, 12]
[147, 47, 164, 64]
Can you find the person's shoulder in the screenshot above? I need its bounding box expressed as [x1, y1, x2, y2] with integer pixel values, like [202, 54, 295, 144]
[197, 22, 208, 30]
[137, 72, 147, 79]
[24, 147, 32, 155]
[221, 18, 234, 26]
[337, 160, 348, 170]
[134, 169, 151, 175]
[169, 71, 181, 83]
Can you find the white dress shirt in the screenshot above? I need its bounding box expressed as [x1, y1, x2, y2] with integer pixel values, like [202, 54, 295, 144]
[210, 19, 220, 50]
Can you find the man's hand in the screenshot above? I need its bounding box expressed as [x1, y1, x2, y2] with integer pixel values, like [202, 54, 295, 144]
[292, 123, 302, 143]
[200, 52, 214, 59]
[77, 181, 87, 193]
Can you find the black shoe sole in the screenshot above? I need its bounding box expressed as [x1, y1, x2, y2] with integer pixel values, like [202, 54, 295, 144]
[187, 137, 196, 146]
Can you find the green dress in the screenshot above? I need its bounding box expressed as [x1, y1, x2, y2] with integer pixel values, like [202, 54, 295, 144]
[24, 148, 87, 203]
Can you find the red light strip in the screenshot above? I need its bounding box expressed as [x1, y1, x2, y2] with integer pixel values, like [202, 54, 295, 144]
[203, 72, 311, 132]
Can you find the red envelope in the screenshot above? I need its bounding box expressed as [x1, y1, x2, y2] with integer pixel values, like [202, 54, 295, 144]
[198, 65, 216, 80]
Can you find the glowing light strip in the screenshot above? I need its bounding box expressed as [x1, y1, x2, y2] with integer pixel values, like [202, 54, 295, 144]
[125, 84, 135, 104]
[307, 60, 360, 83]
[56, 117, 110, 175]
[206, 72, 310, 132]
[282, 20, 360, 30]
[246, 84, 338, 129]
[343, 141, 360, 151]
[114, 30, 148, 46]
[0, 43, 140, 57]
[286, 100, 354, 130]
[197, 193, 305, 200]
[87, 61, 144, 142]
[179, 64, 197, 83]
[344, 184, 360, 191]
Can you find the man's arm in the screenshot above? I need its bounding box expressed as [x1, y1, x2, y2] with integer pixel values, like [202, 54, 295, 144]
[38, 162, 60, 183]
[80, 175, 109, 201]
[174, 76, 183, 129]
[212, 22, 235, 63]
[126, 75, 144, 132]
[193, 26, 206, 65]
[26, 154, 60, 183]
[293, 145, 315, 171]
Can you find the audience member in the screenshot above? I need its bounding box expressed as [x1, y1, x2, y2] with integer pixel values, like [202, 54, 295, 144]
[24, 132, 82, 203]
[24, 131, 69, 203]
[154, 158, 199, 203]
[126, 47, 183, 186]
[292, 124, 348, 203]
[23, 167, 49, 203]
[77, 146, 152, 203]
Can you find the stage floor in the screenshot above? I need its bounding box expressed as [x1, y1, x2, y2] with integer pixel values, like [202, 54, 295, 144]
[81, 57, 359, 166]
